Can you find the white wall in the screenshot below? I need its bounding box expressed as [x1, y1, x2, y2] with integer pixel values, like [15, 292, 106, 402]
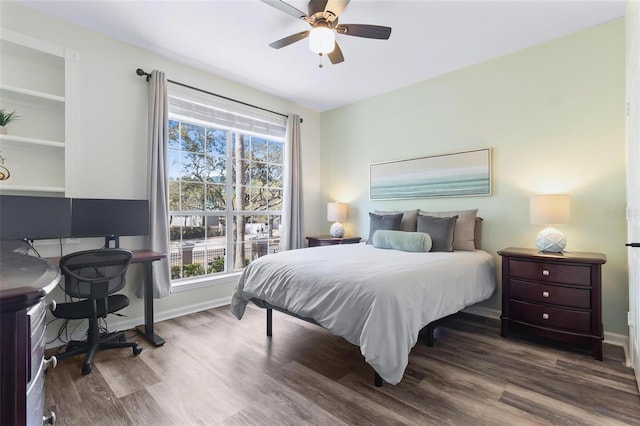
[2, 3, 628, 341]
[320, 20, 628, 335]
[1, 3, 322, 344]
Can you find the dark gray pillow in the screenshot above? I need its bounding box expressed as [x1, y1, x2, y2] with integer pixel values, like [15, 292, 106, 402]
[367, 212, 403, 244]
[416, 215, 458, 252]
[374, 209, 419, 232]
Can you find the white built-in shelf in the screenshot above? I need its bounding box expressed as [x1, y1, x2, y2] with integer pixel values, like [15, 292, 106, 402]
[0, 183, 65, 193]
[0, 84, 64, 104]
[0, 28, 77, 196]
[0, 134, 64, 148]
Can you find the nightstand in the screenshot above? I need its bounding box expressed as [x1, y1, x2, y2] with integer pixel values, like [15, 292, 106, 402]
[498, 247, 606, 360]
[306, 236, 361, 247]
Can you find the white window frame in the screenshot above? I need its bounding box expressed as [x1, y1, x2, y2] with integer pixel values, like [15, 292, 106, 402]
[167, 86, 286, 292]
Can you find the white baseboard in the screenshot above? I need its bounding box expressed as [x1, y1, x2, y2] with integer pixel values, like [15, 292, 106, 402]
[462, 305, 501, 320]
[46, 296, 232, 349]
[462, 306, 631, 368]
[153, 296, 232, 324]
[603, 331, 632, 367]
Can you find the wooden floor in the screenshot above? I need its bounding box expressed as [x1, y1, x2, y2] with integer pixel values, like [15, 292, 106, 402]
[45, 304, 640, 425]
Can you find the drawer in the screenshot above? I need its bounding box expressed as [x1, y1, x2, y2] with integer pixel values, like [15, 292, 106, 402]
[509, 259, 591, 286]
[26, 360, 45, 426]
[509, 279, 591, 309]
[28, 300, 46, 384]
[509, 300, 591, 333]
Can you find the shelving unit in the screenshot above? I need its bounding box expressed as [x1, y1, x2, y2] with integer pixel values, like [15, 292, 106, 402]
[0, 28, 77, 196]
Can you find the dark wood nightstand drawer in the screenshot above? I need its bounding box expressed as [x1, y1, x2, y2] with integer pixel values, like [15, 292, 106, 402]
[509, 279, 591, 309]
[509, 259, 591, 286]
[509, 300, 591, 333]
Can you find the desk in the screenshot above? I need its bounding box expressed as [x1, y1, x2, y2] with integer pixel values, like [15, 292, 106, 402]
[131, 250, 167, 347]
[50, 249, 167, 347]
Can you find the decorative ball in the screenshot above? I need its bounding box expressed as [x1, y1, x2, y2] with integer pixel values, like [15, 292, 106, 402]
[535, 227, 566, 253]
[329, 222, 345, 238]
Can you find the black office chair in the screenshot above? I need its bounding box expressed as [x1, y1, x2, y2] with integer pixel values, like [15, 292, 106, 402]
[52, 248, 143, 375]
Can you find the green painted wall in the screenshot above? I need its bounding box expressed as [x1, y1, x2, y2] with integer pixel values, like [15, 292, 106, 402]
[320, 20, 627, 335]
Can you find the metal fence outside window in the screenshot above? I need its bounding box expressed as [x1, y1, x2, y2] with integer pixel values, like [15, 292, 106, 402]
[170, 242, 279, 268]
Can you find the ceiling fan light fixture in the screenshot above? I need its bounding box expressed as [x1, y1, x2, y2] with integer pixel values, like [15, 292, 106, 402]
[309, 25, 335, 54]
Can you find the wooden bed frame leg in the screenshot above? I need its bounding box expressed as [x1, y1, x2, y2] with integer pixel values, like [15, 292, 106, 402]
[266, 308, 272, 337]
[374, 372, 383, 387]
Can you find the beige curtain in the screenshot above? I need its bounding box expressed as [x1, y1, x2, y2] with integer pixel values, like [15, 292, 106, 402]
[279, 114, 304, 250]
[141, 69, 171, 298]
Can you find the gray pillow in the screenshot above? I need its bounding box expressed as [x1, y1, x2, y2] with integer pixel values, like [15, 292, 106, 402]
[416, 215, 458, 252]
[474, 217, 483, 249]
[367, 212, 403, 244]
[373, 209, 419, 232]
[419, 209, 478, 251]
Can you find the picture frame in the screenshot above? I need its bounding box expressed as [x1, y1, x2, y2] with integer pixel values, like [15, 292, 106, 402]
[369, 148, 492, 200]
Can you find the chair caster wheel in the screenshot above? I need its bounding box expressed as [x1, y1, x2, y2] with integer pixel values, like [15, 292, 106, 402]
[82, 365, 91, 375]
[133, 344, 143, 356]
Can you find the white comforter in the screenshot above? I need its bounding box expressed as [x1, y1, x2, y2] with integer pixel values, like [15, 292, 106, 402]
[230, 244, 496, 385]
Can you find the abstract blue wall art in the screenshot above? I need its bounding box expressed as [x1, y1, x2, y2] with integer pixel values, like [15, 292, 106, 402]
[370, 148, 492, 200]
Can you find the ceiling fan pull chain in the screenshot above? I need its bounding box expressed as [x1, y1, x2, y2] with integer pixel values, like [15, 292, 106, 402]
[319, 53, 324, 68]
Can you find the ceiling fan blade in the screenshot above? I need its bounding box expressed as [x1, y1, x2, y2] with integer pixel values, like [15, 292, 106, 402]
[336, 24, 392, 39]
[308, 0, 328, 16]
[269, 30, 311, 49]
[261, 0, 308, 20]
[328, 42, 344, 64]
[324, 0, 350, 19]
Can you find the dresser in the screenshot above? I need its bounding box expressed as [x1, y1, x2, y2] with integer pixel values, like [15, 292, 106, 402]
[306, 236, 361, 247]
[498, 247, 606, 360]
[0, 248, 60, 425]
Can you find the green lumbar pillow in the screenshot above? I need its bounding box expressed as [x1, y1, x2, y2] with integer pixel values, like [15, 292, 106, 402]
[372, 230, 432, 252]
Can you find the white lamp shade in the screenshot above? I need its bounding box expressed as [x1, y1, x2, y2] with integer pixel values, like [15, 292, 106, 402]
[309, 26, 335, 54]
[530, 194, 570, 225]
[327, 202, 347, 222]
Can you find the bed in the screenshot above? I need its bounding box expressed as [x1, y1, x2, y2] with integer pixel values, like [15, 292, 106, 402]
[230, 234, 496, 386]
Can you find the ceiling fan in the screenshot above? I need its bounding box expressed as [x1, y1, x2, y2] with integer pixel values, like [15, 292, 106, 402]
[261, 0, 392, 67]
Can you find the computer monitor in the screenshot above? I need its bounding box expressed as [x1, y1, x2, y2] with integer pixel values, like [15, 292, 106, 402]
[71, 198, 150, 248]
[0, 195, 72, 240]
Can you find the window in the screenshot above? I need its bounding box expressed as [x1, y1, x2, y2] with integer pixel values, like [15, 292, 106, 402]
[167, 88, 286, 284]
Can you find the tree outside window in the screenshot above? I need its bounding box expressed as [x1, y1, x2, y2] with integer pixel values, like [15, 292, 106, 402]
[168, 119, 283, 280]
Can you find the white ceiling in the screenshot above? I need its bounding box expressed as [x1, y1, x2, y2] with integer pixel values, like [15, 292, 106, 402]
[15, 0, 627, 112]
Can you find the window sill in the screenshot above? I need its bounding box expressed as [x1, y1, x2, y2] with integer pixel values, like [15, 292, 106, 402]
[171, 271, 242, 293]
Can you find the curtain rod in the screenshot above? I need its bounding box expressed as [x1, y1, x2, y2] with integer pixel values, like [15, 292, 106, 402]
[136, 68, 302, 123]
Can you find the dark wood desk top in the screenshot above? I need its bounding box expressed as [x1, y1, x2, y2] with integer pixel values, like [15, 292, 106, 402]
[130, 250, 166, 263]
[0, 250, 60, 312]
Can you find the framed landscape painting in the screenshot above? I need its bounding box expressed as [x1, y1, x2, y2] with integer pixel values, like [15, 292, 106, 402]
[369, 148, 491, 200]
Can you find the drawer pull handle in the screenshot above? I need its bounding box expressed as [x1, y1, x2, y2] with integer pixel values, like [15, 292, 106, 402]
[542, 291, 550, 298]
[542, 313, 550, 320]
[542, 270, 550, 276]
[43, 411, 56, 425]
[44, 356, 57, 371]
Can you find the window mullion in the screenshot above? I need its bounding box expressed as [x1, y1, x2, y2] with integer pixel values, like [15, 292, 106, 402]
[225, 130, 234, 273]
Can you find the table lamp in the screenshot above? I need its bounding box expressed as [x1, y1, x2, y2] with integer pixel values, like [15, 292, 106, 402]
[530, 194, 570, 253]
[327, 202, 347, 238]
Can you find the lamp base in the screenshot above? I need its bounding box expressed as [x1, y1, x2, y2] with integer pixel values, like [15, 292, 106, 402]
[329, 222, 345, 238]
[535, 227, 566, 253]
